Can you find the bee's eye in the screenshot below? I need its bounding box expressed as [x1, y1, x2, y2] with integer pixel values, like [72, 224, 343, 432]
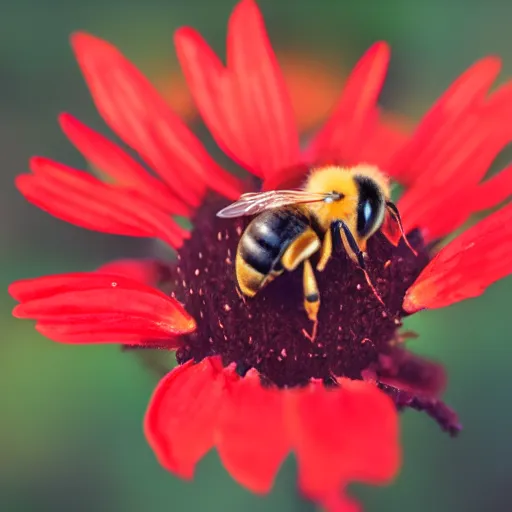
[355, 178, 384, 237]
[363, 201, 373, 224]
[357, 199, 376, 236]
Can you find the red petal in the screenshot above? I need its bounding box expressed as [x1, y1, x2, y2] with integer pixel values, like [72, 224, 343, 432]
[71, 32, 241, 204]
[389, 57, 501, 185]
[35, 321, 181, 346]
[471, 163, 512, 212]
[175, 0, 300, 179]
[59, 113, 190, 216]
[404, 202, 512, 313]
[287, 379, 399, 502]
[18, 157, 190, 249]
[308, 42, 390, 166]
[216, 369, 290, 493]
[97, 259, 165, 285]
[144, 357, 231, 478]
[9, 272, 116, 302]
[397, 88, 512, 240]
[9, 272, 196, 342]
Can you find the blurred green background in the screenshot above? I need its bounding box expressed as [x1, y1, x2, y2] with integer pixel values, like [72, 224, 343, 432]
[2, 0, 512, 511]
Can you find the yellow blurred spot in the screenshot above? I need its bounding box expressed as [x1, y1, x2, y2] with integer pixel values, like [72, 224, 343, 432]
[151, 53, 348, 130]
[154, 69, 197, 123]
[151, 54, 413, 136]
[380, 111, 414, 135]
[278, 51, 347, 132]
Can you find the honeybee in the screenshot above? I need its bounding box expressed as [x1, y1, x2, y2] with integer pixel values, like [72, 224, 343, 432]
[217, 165, 414, 340]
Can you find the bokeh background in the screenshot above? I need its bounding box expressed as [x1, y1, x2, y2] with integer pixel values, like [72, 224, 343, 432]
[2, 0, 512, 511]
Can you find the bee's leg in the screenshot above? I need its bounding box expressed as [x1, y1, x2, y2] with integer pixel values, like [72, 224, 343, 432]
[336, 220, 386, 307]
[386, 201, 418, 256]
[302, 259, 320, 342]
[316, 227, 332, 272]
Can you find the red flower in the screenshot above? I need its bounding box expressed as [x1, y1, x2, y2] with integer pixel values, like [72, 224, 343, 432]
[9, 0, 512, 510]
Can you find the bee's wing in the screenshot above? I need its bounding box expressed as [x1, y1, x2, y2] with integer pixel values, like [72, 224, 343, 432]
[216, 190, 329, 218]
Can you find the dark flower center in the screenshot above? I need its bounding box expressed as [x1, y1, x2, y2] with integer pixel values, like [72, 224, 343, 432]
[172, 194, 430, 388]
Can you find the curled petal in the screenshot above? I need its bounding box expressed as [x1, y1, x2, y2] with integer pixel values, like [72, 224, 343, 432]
[175, 0, 300, 179]
[216, 369, 290, 493]
[145, 357, 231, 478]
[374, 349, 447, 399]
[59, 113, 190, 216]
[71, 32, 241, 205]
[287, 379, 400, 503]
[404, 202, 512, 312]
[18, 158, 190, 249]
[9, 272, 196, 343]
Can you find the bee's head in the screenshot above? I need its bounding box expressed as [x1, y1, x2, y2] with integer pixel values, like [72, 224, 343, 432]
[305, 165, 388, 233]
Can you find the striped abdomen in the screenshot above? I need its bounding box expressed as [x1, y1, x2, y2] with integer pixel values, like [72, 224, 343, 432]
[235, 208, 321, 297]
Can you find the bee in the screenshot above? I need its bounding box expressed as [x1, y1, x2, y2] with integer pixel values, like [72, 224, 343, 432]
[217, 165, 415, 340]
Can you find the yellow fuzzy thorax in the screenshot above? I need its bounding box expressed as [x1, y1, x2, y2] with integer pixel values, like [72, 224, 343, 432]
[304, 164, 390, 230]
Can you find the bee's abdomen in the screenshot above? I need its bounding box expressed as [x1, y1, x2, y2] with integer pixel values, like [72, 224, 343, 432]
[236, 209, 310, 295]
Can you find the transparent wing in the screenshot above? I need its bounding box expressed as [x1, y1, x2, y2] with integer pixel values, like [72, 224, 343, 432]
[216, 190, 329, 218]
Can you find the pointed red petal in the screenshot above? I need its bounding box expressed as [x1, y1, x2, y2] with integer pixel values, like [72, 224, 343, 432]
[144, 357, 230, 478]
[18, 158, 190, 249]
[216, 369, 290, 493]
[404, 202, 512, 313]
[175, 0, 300, 179]
[9, 272, 196, 342]
[389, 57, 501, 185]
[308, 42, 390, 165]
[175, 28, 252, 169]
[471, 163, 512, 212]
[287, 379, 399, 502]
[71, 32, 241, 204]
[59, 113, 191, 216]
[226, 0, 300, 176]
[391, 63, 509, 238]
[397, 84, 512, 240]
